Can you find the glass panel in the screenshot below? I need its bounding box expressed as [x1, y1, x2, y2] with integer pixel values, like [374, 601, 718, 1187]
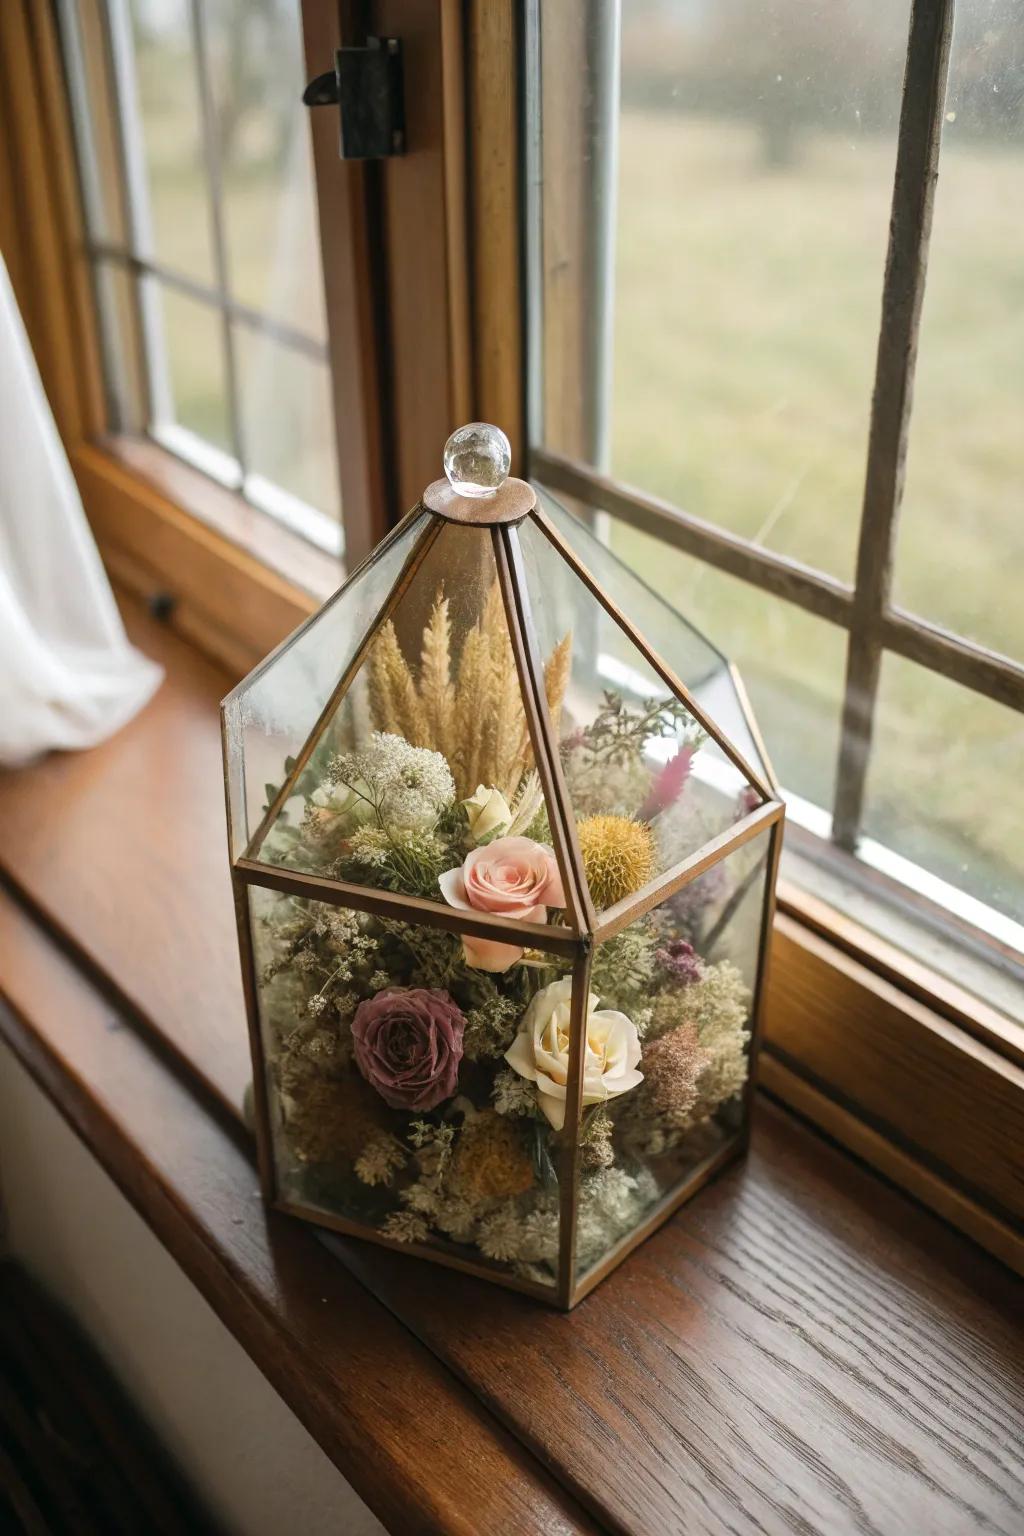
[538, 489, 771, 782]
[534, 0, 910, 582]
[254, 523, 570, 943]
[895, 1, 1024, 661]
[206, 0, 327, 343]
[863, 656, 1024, 931]
[224, 514, 429, 854]
[236, 329, 340, 524]
[126, 0, 215, 282]
[250, 886, 562, 1287]
[146, 280, 234, 464]
[515, 517, 762, 913]
[574, 826, 771, 1279]
[599, 519, 846, 818]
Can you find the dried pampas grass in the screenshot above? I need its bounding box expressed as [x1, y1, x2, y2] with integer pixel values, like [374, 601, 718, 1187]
[367, 579, 572, 800]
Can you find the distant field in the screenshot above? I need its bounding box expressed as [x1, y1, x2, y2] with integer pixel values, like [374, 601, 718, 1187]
[605, 111, 1023, 922]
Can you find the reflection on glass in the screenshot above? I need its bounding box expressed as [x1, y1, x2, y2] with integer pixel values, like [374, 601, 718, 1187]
[863, 656, 1024, 929]
[148, 281, 233, 460]
[575, 827, 770, 1278]
[516, 518, 762, 912]
[896, 0, 1024, 661]
[225, 515, 429, 853]
[236, 328, 339, 524]
[538, 0, 910, 580]
[127, 0, 214, 281]
[206, 0, 328, 342]
[603, 521, 845, 816]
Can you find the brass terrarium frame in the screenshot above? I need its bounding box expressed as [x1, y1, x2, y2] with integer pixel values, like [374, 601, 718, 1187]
[223, 466, 785, 1310]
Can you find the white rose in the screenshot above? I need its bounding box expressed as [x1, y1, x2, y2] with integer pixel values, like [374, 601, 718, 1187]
[463, 783, 512, 844]
[504, 977, 643, 1131]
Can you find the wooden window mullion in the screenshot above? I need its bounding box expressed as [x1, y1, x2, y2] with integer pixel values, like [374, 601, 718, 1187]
[831, 0, 956, 852]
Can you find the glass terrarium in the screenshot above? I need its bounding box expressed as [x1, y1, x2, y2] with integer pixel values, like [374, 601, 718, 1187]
[222, 423, 784, 1308]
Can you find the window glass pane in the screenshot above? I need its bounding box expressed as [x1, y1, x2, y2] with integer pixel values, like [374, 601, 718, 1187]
[147, 281, 235, 470]
[863, 656, 1024, 931]
[59, 0, 130, 245]
[207, 0, 327, 343]
[895, 1, 1024, 661]
[236, 329, 340, 526]
[125, 0, 215, 282]
[600, 524, 845, 818]
[534, 0, 910, 582]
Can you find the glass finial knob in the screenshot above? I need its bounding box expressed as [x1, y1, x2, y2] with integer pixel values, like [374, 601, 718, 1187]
[443, 422, 511, 498]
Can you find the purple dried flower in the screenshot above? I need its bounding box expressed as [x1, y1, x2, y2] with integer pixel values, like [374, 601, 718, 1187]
[352, 987, 465, 1111]
[654, 938, 704, 986]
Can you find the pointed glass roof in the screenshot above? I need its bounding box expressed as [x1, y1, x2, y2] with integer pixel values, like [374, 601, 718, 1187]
[223, 427, 779, 943]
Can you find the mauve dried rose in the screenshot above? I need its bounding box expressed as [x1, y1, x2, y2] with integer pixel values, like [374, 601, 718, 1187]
[351, 987, 466, 1112]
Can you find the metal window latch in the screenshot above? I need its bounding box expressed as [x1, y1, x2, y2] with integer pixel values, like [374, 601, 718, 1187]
[303, 38, 404, 160]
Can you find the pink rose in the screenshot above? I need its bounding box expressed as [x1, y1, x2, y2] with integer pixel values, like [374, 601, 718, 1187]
[439, 835, 565, 972]
[351, 987, 465, 1111]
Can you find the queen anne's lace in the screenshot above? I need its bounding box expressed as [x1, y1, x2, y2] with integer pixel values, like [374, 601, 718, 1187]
[328, 732, 455, 832]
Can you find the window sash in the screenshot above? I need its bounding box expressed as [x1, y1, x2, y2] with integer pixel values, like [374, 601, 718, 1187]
[523, 0, 1024, 991]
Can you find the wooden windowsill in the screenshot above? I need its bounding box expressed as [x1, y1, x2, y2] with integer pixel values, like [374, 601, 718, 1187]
[1, 598, 1023, 1533]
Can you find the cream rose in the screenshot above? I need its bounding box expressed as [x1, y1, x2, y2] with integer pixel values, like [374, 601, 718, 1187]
[463, 784, 512, 845]
[504, 977, 642, 1130]
[439, 835, 564, 972]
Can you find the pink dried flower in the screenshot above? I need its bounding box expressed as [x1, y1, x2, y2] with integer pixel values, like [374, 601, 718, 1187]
[640, 1022, 706, 1123]
[352, 987, 465, 1111]
[655, 938, 703, 986]
[639, 745, 695, 822]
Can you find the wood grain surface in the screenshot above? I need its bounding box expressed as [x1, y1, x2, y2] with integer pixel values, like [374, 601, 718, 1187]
[0, 892, 600, 1536]
[0, 599, 249, 1116]
[1, 595, 1023, 1535]
[331, 1098, 1024, 1536]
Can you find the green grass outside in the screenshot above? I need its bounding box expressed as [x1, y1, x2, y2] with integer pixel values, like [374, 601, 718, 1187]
[605, 111, 1023, 924]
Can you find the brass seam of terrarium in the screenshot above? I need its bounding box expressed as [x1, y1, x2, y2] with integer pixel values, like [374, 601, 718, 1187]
[242, 513, 446, 863]
[741, 817, 785, 1143]
[728, 661, 782, 797]
[528, 504, 776, 806]
[222, 499, 428, 711]
[494, 520, 601, 1303]
[592, 798, 785, 944]
[233, 857, 581, 955]
[489, 524, 591, 938]
[230, 870, 277, 1204]
[556, 943, 596, 1305]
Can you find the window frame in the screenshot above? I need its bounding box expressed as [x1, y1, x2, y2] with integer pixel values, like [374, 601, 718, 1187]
[2, 0, 1021, 1271]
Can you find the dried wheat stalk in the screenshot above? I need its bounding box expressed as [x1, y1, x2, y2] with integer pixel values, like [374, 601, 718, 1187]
[366, 579, 573, 801]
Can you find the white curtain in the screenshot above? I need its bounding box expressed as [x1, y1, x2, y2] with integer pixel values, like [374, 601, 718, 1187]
[0, 254, 162, 766]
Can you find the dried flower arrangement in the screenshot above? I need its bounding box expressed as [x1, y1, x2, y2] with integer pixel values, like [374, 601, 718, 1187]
[249, 572, 762, 1288]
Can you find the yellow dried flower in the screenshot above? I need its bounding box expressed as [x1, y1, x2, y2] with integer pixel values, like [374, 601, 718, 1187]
[448, 1111, 535, 1201]
[281, 1067, 388, 1166]
[577, 814, 657, 908]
